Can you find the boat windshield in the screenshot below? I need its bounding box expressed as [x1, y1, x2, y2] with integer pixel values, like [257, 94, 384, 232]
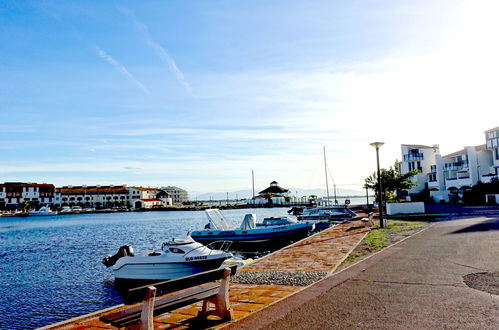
[262, 217, 294, 226]
[169, 247, 185, 254]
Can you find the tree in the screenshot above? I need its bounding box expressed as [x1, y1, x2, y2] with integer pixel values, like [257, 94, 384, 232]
[21, 200, 31, 211]
[364, 161, 419, 202]
[264, 192, 273, 205]
[463, 178, 499, 205]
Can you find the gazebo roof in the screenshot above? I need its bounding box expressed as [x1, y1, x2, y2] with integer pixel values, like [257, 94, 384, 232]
[259, 181, 289, 194]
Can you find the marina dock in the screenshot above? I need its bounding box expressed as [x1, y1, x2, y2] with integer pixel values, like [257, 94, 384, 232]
[42, 214, 372, 329]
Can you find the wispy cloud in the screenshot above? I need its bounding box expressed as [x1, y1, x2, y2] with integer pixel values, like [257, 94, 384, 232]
[118, 6, 193, 95]
[93, 45, 151, 95]
[146, 39, 193, 94]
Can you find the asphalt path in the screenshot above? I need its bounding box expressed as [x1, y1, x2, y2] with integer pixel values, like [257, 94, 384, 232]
[225, 212, 499, 329]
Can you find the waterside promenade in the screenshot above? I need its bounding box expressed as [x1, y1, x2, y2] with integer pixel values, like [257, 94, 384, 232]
[41, 209, 499, 329]
[41, 213, 372, 329]
[227, 214, 499, 329]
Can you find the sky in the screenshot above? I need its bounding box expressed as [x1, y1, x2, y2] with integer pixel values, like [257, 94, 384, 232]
[1, 0, 498, 198]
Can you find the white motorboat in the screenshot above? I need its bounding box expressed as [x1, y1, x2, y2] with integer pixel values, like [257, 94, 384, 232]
[102, 237, 232, 286]
[28, 206, 57, 216]
[190, 209, 314, 252]
[59, 206, 72, 213]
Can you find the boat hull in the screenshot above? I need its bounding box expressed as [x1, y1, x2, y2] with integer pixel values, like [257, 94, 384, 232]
[113, 257, 228, 287]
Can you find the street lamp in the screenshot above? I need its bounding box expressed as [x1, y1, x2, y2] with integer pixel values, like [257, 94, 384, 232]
[370, 142, 386, 228]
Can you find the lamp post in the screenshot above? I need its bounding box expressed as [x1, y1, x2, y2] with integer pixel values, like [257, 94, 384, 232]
[370, 142, 386, 228]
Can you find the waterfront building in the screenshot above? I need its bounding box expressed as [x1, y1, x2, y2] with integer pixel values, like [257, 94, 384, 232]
[484, 126, 499, 181]
[0, 182, 55, 209]
[160, 186, 188, 205]
[57, 185, 173, 209]
[133, 198, 165, 209]
[58, 185, 130, 209]
[399, 126, 498, 203]
[250, 181, 291, 205]
[399, 144, 441, 199]
[129, 186, 172, 208]
[434, 145, 491, 202]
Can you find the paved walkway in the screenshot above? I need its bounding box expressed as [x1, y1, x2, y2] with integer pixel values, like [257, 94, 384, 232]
[225, 214, 499, 329]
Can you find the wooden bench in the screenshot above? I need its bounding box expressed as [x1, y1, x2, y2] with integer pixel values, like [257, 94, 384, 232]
[100, 266, 237, 329]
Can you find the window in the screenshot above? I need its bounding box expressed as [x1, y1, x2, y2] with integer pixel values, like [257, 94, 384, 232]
[169, 248, 185, 254]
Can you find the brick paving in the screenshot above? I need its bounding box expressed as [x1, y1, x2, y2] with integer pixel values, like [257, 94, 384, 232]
[44, 217, 370, 329]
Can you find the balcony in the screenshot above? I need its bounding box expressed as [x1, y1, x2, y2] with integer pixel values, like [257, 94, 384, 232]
[444, 161, 469, 171]
[445, 176, 472, 187]
[403, 153, 424, 161]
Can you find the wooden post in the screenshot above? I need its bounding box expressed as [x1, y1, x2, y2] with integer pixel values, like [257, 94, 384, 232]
[140, 286, 157, 330]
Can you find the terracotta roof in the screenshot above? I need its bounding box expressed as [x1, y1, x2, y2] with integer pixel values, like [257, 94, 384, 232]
[139, 199, 162, 202]
[131, 187, 158, 191]
[57, 186, 128, 194]
[0, 182, 54, 188]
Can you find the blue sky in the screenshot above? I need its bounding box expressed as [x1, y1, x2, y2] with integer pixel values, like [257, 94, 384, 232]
[1, 0, 497, 197]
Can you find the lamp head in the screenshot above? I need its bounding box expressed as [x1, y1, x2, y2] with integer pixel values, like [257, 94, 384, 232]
[370, 142, 385, 149]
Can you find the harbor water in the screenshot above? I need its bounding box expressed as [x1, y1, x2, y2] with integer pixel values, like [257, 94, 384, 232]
[0, 208, 293, 330]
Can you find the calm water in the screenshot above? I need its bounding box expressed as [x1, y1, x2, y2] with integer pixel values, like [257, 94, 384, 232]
[0, 208, 290, 330]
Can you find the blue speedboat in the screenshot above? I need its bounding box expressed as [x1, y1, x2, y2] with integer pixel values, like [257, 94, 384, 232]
[190, 209, 314, 252]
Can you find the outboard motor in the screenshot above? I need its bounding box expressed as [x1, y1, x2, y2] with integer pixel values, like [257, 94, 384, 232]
[102, 245, 134, 267]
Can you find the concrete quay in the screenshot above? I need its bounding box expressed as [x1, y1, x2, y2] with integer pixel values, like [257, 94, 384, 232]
[43, 216, 372, 329]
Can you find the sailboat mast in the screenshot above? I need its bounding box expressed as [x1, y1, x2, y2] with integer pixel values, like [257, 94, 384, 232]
[323, 146, 330, 205]
[252, 170, 255, 198]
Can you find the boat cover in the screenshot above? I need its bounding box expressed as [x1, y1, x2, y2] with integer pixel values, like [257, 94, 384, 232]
[240, 214, 257, 229]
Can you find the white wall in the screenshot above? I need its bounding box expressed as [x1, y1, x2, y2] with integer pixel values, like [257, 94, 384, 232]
[387, 202, 425, 215]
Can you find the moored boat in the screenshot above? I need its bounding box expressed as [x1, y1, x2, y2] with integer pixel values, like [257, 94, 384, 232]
[102, 237, 232, 287]
[289, 205, 357, 230]
[190, 209, 314, 252]
[28, 206, 57, 216]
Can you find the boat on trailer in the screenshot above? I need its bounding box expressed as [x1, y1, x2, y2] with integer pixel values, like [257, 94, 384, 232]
[102, 237, 232, 287]
[190, 209, 314, 252]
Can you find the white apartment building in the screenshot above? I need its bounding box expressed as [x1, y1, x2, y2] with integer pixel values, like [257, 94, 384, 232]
[58, 185, 130, 208]
[484, 126, 499, 181]
[161, 186, 188, 205]
[58, 185, 172, 209]
[129, 187, 172, 208]
[399, 144, 441, 197]
[399, 126, 498, 203]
